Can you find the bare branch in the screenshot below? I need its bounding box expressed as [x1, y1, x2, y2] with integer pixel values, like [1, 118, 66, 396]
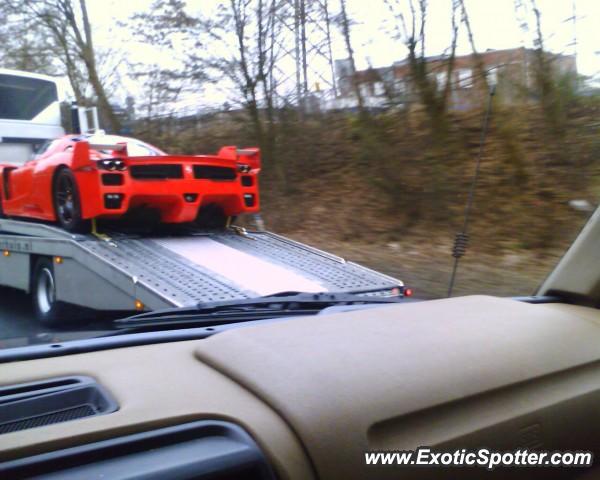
[339, 0, 365, 112]
[458, 0, 489, 94]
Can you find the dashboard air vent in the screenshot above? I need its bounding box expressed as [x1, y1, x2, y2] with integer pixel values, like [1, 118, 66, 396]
[0, 376, 118, 435]
[0, 420, 276, 479]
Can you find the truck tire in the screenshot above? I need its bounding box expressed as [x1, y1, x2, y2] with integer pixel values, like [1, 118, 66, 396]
[32, 258, 71, 326]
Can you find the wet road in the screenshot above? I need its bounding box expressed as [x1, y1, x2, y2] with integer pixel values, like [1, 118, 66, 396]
[0, 287, 39, 346]
[0, 286, 423, 350]
[0, 286, 118, 349]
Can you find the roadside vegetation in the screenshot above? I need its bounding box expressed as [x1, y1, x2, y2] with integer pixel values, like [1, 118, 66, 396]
[133, 97, 599, 297]
[0, 0, 598, 297]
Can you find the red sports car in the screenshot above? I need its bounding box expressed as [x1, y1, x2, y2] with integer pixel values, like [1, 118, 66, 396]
[0, 134, 260, 232]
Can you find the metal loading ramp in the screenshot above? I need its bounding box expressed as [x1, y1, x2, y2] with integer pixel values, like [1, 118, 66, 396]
[80, 230, 403, 307]
[80, 237, 252, 306]
[0, 219, 403, 311]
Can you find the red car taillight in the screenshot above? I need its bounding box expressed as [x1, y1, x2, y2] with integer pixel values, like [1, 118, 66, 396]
[98, 159, 127, 171]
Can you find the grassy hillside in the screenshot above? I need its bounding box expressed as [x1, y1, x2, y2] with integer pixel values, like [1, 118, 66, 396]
[135, 100, 600, 297]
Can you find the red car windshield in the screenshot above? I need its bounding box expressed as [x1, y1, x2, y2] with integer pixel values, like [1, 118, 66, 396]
[86, 135, 166, 157]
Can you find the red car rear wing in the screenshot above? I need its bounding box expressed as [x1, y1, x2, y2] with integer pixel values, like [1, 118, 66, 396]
[72, 141, 260, 171]
[89, 142, 127, 152]
[218, 146, 261, 171]
[71, 141, 91, 170]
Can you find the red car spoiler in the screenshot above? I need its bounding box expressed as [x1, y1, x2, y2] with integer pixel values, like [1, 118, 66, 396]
[71, 141, 260, 171]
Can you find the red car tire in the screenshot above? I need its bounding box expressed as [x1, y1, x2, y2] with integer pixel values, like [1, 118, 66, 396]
[195, 204, 229, 229]
[52, 168, 90, 233]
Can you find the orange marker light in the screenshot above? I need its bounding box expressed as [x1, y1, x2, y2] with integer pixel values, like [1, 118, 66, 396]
[54, 256, 63, 264]
[2, 250, 9, 257]
[135, 300, 144, 311]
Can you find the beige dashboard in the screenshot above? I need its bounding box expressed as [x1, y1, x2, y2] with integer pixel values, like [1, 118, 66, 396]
[1, 295, 600, 479]
[0, 340, 315, 479]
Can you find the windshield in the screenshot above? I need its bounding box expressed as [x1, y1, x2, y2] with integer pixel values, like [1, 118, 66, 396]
[0, 73, 59, 121]
[0, 0, 598, 349]
[87, 134, 166, 156]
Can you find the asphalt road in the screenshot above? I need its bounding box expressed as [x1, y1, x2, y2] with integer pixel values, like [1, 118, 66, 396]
[0, 286, 423, 350]
[0, 286, 118, 349]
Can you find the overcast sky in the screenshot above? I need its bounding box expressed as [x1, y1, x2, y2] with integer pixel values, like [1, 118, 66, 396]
[85, 0, 599, 108]
[351, 0, 599, 75]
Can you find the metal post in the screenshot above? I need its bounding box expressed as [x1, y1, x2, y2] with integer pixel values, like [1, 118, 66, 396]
[448, 87, 495, 297]
[294, 0, 303, 112]
[323, 0, 338, 97]
[300, 0, 308, 95]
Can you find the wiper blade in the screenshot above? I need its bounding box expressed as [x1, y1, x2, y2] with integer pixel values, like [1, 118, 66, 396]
[113, 291, 403, 330]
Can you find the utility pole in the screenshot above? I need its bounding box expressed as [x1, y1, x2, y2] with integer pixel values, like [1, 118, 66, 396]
[273, 0, 337, 110]
[565, 0, 578, 67]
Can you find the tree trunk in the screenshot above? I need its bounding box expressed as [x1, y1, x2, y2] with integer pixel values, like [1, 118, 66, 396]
[78, 0, 121, 132]
[86, 63, 121, 132]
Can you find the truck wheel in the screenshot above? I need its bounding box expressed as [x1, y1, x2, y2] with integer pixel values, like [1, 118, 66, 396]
[32, 258, 69, 326]
[53, 168, 90, 233]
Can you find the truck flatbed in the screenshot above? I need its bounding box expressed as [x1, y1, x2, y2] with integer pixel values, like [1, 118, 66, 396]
[0, 219, 404, 317]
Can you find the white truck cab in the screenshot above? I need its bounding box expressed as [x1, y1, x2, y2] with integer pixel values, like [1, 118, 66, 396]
[0, 69, 65, 165]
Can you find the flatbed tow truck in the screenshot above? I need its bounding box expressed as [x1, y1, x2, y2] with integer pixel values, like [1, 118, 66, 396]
[0, 69, 405, 324]
[0, 218, 406, 323]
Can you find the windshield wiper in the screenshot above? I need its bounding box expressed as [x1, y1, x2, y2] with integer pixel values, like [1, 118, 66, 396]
[113, 291, 404, 331]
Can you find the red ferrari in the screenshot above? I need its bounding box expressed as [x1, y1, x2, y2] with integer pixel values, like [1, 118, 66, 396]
[0, 134, 260, 232]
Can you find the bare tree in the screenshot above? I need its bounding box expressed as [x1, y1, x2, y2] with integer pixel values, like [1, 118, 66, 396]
[458, 0, 489, 97]
[128, 0, 201, 111]
[3, 0, 121, 132]
[0, 7, 59, 75]
[529, 0, 567, 145]
[131, 65, 186, 126]
[338, 0, 364, 113]
[386, 0, 459, 129]
[131, 0, 283, 178]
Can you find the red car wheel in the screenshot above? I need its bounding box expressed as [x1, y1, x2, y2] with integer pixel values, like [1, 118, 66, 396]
[195, 204, 229, 229]
[53, 168, 90, 233]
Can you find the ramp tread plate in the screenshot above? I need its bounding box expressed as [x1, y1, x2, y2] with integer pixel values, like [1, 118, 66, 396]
[212, 232, 398, 291]
[80, 238, 250, 305]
